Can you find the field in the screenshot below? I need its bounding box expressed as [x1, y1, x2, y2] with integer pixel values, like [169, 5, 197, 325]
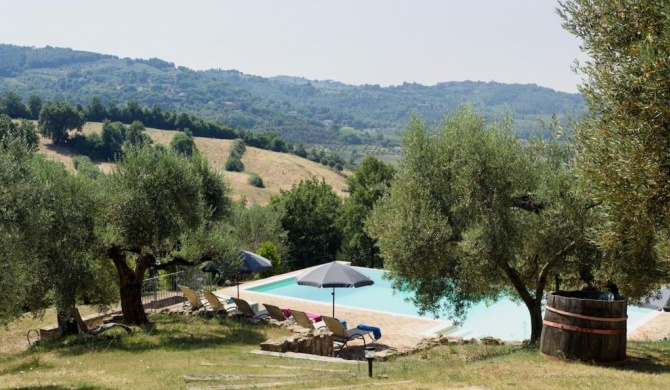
[37, 123, 350, 206]
[1, 309, 670, 390]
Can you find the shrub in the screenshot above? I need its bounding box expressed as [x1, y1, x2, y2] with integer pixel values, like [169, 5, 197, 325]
[72, 155, 102, 179]
[225, 155, 244, 172]
[231, 138, 246, 158]
[248, 173, 264, 188]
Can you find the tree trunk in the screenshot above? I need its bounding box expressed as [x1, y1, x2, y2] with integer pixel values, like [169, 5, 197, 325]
[118, 271, 147, 325]
[524, 299, 544, 342]
[110, 247, 149, 325]
[57, 305, 79, 336]
[500, 262, 545, 342]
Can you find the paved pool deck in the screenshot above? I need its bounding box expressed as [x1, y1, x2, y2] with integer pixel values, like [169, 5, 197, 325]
[629, 311, 670, 341]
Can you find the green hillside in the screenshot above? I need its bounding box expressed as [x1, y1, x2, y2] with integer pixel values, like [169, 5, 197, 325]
[0, 44, 585, 147]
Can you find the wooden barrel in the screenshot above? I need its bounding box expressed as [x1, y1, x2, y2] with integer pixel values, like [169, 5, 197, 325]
[540, 291, 627, 364]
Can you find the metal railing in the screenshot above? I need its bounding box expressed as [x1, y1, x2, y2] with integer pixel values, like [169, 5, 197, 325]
[141, 268, 216, 312]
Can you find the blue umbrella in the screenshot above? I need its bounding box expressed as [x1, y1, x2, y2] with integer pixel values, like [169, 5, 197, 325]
[236, 250, 273, 297]
[296, 261, 374, 317]
[238, 250, 273, 274]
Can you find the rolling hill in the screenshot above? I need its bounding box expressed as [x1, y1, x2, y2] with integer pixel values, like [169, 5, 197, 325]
[37, 123, 349, 206]
[1, 44, 585, 147]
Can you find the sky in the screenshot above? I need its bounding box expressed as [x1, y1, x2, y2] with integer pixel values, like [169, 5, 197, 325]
[0, 0, 585, 93]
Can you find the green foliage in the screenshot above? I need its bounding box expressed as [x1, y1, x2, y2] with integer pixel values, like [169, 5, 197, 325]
[225, 155, 244, 172]
[0, 114, 38, 151]
[72, 155, 102, 179]
[367, 107, 596, 340]
[228, 202, 288, 262]
[271, 178, 342, 270]
[101, 120, 125, 159]
[170, 129, 197, 157]
[102, 146, 205, 248]
[230, 138, 246, 157]
[247, 173, 264, 188]
[38, 101, 85, 145]
[558, 0, 670, 296]
[0, 147, 49, 324]
[190, 152, 231, 221]
[225, 139, 246, 172]
[338, 156, 394, 268]
[0, 148, 116, 331]
[124, 120, 152, 148]
[26, 94, 42, 119]
[256, 241, 281, 278]
[0, 91, 29, 118]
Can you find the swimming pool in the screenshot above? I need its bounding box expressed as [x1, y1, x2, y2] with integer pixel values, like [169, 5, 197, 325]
[248, 267, 658, 341]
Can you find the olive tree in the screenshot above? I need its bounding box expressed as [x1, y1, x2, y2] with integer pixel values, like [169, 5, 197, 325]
[558, 0, 670, 296]
[99, 146, 231, 325]
[367, 108, 597, 341]
[0, 138, 116, 333]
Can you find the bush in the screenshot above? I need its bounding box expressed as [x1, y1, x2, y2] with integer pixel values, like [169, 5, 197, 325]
[72, 155, 102, 179]
[230, 138, 246, 158]
[248, 173, 264, 188]
[225, 155, 244, 172]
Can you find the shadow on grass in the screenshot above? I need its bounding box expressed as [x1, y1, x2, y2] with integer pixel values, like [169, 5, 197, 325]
[614, 342, 670, 374]
[0, 356, 53, 376]
[31, 312, 271, 357]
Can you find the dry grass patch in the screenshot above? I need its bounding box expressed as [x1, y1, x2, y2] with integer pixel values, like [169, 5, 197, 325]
[36, 122, 349, 206]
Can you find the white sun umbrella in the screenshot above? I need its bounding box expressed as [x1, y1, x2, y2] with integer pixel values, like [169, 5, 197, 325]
[295, 261, 374, 317]
[639, 286, 670, 312]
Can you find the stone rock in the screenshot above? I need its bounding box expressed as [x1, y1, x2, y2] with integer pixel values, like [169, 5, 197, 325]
[375, 352, 387, 361]
[480, 336, 501, 346]
[260, 338, 289, 353]
[259, 330, 334, 356]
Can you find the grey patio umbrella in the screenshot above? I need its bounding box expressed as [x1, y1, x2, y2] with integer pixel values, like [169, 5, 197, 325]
[639, 286, 670, 312]
[235, 250, 273, 298]
[296, 261, 374, 317]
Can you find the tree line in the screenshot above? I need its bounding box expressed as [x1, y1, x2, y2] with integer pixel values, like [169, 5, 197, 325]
[0, 91, 350, 169]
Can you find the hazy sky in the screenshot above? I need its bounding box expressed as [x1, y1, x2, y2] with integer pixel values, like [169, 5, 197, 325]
[0, 0, 585, 93]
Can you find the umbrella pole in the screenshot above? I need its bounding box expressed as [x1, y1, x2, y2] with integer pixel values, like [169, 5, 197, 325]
[332, 288, 335, 317]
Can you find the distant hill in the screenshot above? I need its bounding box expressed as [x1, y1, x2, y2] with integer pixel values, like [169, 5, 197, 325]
[38, 122, 349, 206]
[0, 44, 585, 146]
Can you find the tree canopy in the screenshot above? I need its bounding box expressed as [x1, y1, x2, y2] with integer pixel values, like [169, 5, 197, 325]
[367, 107, 598, 341]
[271, 178, 342, 270]
[339, 155, 395, 267]
[558, 0, 670, 295]
[38, 101, 85, 145]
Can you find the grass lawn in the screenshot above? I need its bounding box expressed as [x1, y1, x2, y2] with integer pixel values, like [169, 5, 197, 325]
[1, 311, 670, 389]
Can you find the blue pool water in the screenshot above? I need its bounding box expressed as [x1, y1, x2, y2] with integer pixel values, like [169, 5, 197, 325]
[248, 267, 657, 341]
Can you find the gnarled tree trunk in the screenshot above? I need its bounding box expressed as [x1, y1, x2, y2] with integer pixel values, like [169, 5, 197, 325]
[109, 247, 149, 325]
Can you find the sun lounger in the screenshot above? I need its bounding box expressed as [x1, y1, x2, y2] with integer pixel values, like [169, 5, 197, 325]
[71, 307, 131, 336]
[321, 315, 380, 352]
[178, 285, 207, 312]
[202, 291, 239, 316]
[230, 297, 269, 320]
[288, 309, 326, 330]
[263, 303, 294, 322]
